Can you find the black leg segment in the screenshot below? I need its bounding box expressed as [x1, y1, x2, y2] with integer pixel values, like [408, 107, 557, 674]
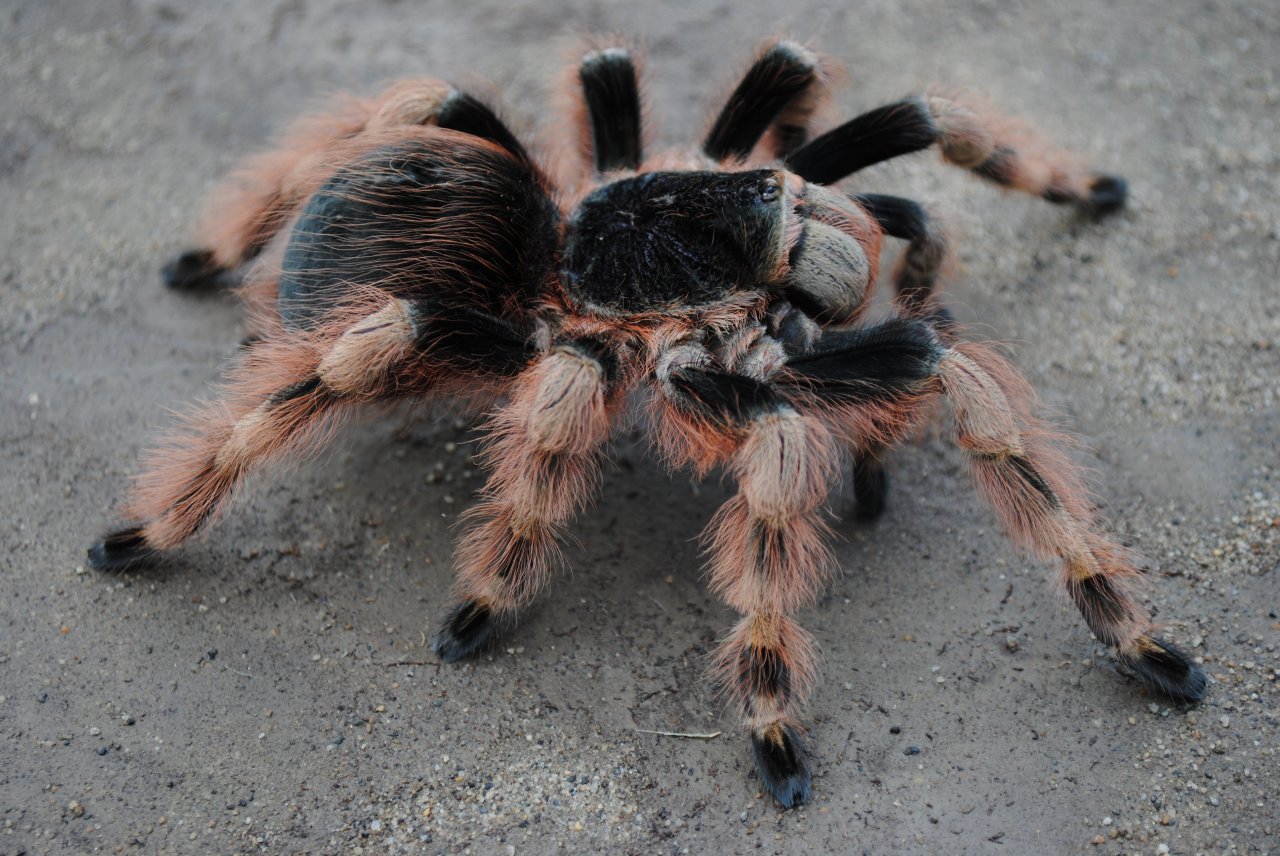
[579, 48, 643, 173]
[664, 366, 787, 429]
[785, 97, 939, 185]
[703, 42, 822, 162]
[433, 599, 508, 662]
[751, 722, 812, 808]
[1119, 637, 1208, 703]
[87, 525, 157, 573]
[435, 92, 531, 165]
[782, 318, 945, 407]
[852, 455, 889, 520]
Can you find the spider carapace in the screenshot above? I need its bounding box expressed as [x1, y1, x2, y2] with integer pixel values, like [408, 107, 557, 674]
[90, 40, 1205, 808]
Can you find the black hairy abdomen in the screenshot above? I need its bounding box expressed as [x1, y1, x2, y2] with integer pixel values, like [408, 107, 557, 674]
[278, 134, 559, 329]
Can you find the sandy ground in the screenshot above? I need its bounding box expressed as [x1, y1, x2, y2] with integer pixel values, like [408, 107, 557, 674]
[2, 1, 1278, 853]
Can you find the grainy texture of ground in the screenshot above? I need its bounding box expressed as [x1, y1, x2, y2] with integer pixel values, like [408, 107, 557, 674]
[2, 1, 1278, 853]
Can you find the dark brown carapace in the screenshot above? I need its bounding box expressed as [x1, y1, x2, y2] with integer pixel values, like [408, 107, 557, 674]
[89, 39, 1204, 807]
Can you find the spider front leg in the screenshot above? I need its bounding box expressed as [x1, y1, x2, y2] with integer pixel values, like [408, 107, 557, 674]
[653, 339, 840, 807]
[783, 321, 1207, 703]
[785, 92, 1127, 214]
[935, 344, 1206, 700]
[434, 339, 623, 661]
[851, 193, 951, 323]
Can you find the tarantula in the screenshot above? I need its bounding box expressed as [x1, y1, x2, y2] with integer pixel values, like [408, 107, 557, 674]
[89, 39, 1206, 807]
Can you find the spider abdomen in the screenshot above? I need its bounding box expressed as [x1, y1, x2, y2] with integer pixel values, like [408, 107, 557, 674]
[278, 130, 559, 329]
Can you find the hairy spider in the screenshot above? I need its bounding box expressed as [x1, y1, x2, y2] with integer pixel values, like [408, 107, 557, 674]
[89, 39, 1206, 807]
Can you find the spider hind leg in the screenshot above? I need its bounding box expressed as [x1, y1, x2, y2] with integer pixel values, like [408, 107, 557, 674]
[166, 79, 530, 293]
[87, 295, 536, 572]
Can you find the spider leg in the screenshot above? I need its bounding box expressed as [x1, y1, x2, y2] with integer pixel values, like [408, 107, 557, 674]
[785, 94, 1126, 214]
[434, 339, 622, 661]
[167, 79, 529, 291]
[87, 296, 536, 571]
[652, 338, 841, 808]
[782, 317, 948, 524]
[782, 321, 1206, 703]
[852, 193, 950, 323]
[576, 47, 644, 174]
[935, 344, 1205, 701]
[703, 40, 827, 163]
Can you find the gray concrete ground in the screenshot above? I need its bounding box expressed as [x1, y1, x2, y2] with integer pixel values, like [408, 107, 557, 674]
[2, 1, 1277, 853]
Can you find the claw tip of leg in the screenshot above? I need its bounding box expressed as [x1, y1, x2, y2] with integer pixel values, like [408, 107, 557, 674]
[162, 249, 228, 291]
[751, 724, 813, 809]
[87, 525, 155, 573]
[433, 600, 503, 663]
[1084, 175, 1128, 215]
[1124, 636, 1208, 703]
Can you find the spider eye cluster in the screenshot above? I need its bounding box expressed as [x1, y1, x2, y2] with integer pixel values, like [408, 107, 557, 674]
[757, 175, 780, 202]
[562, 170, 785, 313]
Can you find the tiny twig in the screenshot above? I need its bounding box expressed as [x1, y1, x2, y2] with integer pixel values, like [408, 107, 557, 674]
[223, 666, 253, 679]
[634, 728, 722, 740]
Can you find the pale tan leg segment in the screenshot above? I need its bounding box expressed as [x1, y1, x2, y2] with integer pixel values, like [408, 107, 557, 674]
[434, 342, 618, 661]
